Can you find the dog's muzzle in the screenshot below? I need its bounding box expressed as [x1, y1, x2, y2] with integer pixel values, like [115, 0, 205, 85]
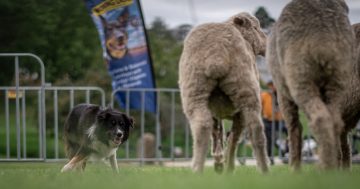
[112, 130, 124, 146]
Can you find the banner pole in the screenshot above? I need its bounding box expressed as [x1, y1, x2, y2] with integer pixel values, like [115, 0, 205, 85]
[136, 0, 157, 89]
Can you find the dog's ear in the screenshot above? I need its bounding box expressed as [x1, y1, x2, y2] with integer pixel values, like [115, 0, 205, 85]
[123, 114, 134, 128]
[97, 109, 110, 120]
[118, 7, 130, 24]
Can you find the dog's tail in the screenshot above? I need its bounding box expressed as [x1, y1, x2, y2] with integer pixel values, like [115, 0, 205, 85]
[64, 139, 80, 159]
[63, 106, 82, 159]
[63, 119, 78, 159]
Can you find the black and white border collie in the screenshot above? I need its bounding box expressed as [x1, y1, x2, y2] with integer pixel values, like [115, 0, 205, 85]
[61, 104, 134, 172]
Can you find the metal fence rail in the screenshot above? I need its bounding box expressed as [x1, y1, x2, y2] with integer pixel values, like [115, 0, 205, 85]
[0, 86, 105, 161]
[0, 53, 316, 164]
[0, 53, 46, 161]
[109, 88, 299, 165]
[2, 53, 358, 165]
[0, 53, 106, 161]
[110, 88, 191, 164]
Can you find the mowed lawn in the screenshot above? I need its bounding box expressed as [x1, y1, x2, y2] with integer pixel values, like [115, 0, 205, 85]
[1, 163, 360, 189]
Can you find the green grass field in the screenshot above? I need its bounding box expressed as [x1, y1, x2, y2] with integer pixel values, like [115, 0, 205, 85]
[1, 163, 360, 189]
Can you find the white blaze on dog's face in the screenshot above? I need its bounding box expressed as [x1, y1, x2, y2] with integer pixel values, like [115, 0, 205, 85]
[93, 108, 134, 147]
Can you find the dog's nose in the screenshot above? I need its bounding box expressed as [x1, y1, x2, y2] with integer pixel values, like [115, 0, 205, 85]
[117, 132, 123, 138]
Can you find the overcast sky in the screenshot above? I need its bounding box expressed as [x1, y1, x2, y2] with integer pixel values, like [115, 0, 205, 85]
[140, 0, 360, 28]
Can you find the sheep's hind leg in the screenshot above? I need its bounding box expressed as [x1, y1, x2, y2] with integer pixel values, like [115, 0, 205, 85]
[224, 113, 245, 173]
[340, 130, 351, 169]
[242, 108, 269, 173]
[188, 106, 214, 173]
[278, 94, 303, 171]
[212, 118, 225, 173]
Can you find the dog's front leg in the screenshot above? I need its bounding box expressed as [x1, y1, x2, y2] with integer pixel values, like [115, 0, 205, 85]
[109, 154, 119, 173]
[61, 155, 87, 172]
[76, 161, 87, 172]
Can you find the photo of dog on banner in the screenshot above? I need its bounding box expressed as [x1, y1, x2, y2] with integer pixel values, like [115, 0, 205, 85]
[100, 7, 148, 61]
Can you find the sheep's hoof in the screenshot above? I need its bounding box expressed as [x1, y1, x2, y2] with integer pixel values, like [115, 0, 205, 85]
[214, 162, 224, 174]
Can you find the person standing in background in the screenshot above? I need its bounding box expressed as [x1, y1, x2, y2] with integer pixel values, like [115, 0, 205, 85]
[261, 81, 287, 165]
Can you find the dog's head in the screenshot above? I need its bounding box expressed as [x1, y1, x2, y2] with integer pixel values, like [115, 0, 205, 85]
[94, 107, 134, 147]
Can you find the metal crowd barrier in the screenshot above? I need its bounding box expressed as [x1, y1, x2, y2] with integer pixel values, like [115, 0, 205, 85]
[0, 53, 105, 161]
[109, 89, 293, 165]
[0, 86, 106, 161]
[3, 53, 353, 165]
[110, 88, 191, 164]
[0, 53, 46, 161]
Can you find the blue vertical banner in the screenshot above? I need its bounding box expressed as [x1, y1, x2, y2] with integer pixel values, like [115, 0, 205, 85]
[84, 0, 156, 113]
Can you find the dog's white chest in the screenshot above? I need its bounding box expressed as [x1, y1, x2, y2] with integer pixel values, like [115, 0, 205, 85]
[89, 140, 117, 161]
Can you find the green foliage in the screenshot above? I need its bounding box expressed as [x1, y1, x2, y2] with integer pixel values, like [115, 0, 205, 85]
[147, 17, 185, 88]
[0, 0, 105, 84]
[0, 1, 185, 89]
[254, 6, 275, 29]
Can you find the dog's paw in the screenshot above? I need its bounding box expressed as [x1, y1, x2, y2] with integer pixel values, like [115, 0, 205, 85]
[61, 164, 75, 173]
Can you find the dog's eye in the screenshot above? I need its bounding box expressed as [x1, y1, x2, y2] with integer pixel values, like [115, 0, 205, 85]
[111, 120, 116, 125]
